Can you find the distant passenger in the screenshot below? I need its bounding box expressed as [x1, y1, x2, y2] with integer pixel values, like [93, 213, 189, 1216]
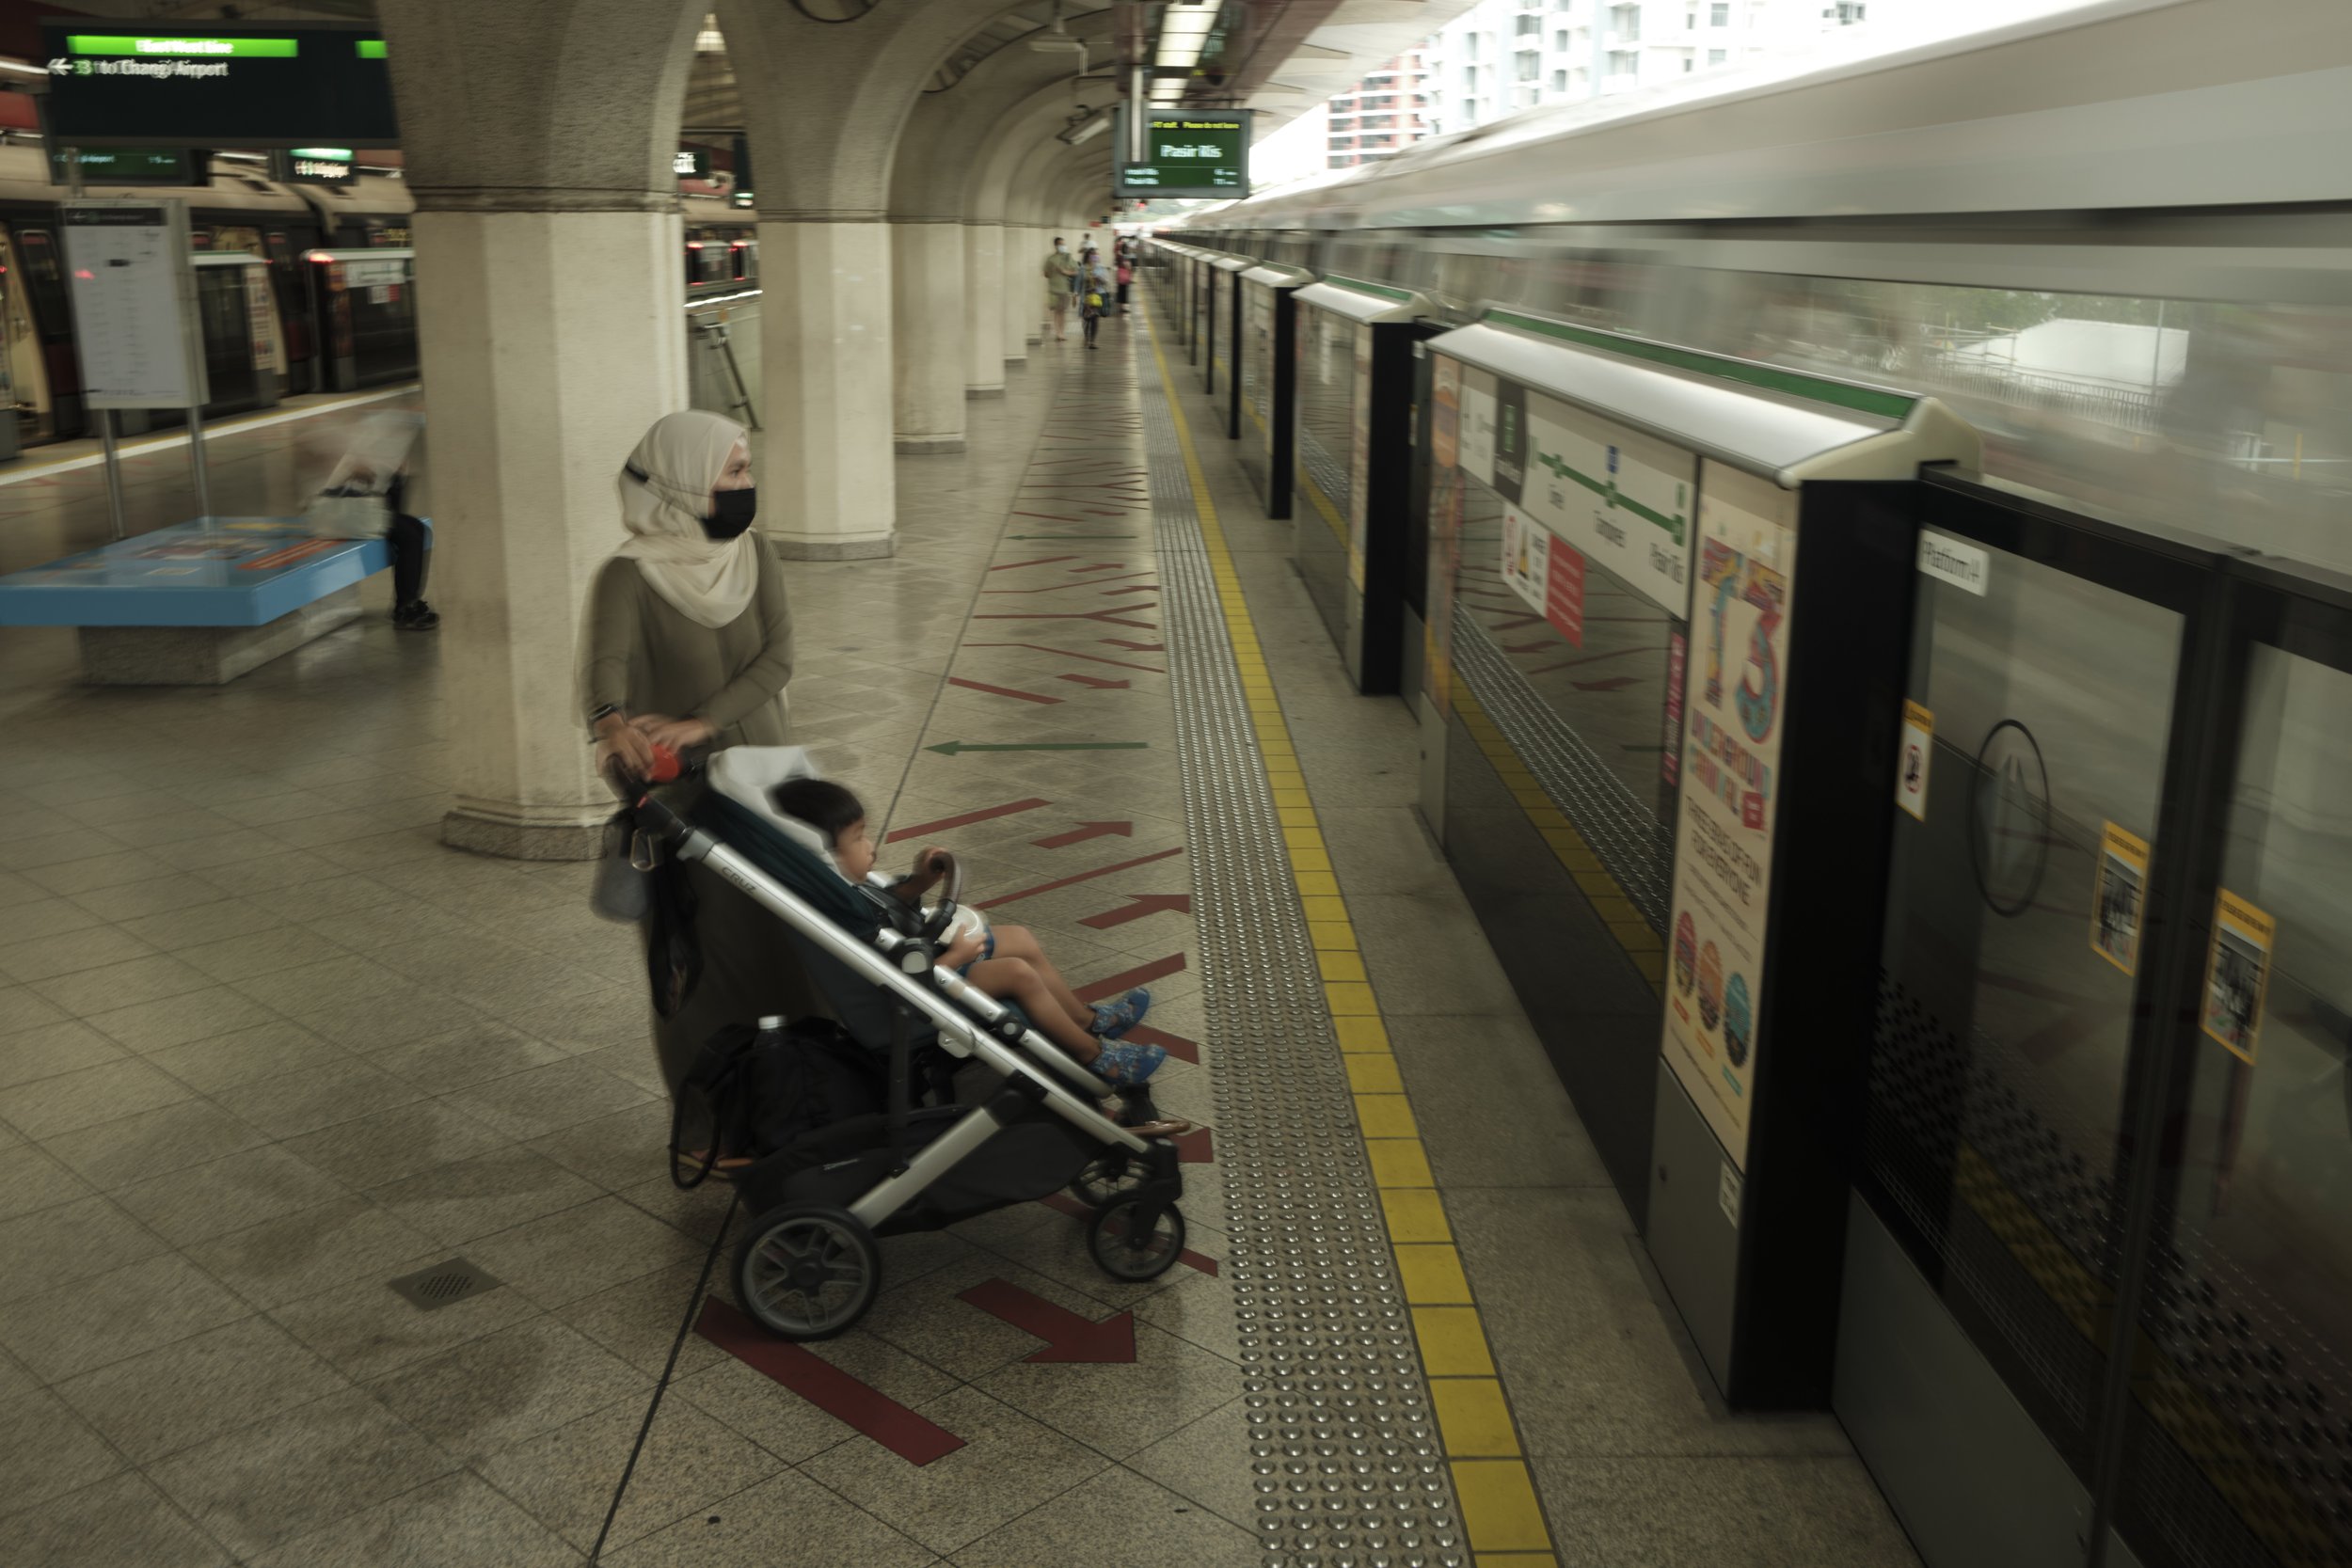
[1115, 251, 1134, 315]
[1043, 236, 1078, 342]
[323, 410, 436, 630]
[1079, 248, 1114, 350]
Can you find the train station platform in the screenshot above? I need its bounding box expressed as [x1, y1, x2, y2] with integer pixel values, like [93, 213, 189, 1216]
[0, 293, 1915, 1568]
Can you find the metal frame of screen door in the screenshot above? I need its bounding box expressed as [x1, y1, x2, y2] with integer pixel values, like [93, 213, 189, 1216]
[1851, 468, 2352, 1568]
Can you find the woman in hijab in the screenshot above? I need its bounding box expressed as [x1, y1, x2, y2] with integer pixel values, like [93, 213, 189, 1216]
[580, 409, 818, 1098]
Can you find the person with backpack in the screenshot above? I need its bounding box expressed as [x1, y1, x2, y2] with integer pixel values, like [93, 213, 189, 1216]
[1079, 246, 1115, 350]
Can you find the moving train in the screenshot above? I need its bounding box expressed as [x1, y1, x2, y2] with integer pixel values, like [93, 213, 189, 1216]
[1157, 3, 2352, 1564]
[0, 137, 759, 448]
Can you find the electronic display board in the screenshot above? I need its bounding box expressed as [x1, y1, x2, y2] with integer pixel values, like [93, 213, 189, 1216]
[1113, 108, 1248, 198]
[40, 24, 398, 147]
[47, 148, 194, 186]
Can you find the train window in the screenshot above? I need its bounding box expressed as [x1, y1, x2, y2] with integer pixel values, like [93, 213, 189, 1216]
[730, 241, 748, 282]
[15, 230, 68, 340]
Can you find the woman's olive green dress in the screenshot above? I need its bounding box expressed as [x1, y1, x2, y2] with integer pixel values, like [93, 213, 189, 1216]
[581, 544, 823, 1096]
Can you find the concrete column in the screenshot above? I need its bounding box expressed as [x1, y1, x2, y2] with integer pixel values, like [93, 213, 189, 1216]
[758, 219, 895, 559]
[423, 208, 689, 858]
[890, 219, 966, 452]
[963, 220, 1004, 398]
[1004, 228, 1035, 363]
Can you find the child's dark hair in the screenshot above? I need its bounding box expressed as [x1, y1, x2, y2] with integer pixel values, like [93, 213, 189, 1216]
[771, 778, 866, 845]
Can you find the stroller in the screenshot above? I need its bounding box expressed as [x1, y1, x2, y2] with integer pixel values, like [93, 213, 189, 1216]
[620, 746, 1186, 1341]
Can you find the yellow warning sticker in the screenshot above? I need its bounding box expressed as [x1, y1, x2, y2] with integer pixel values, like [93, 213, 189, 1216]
[2090, 821, 2150, 976]
[2201, 889, 2275, 1065]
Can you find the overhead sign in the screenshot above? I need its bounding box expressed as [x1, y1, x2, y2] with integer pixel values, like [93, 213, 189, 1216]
[60, 201, 208, 410]
[286, 147, 354, 184]
[47, 148, 194, 186]
[1113, 109, 1248, 198]
[41, 24, 398, 147]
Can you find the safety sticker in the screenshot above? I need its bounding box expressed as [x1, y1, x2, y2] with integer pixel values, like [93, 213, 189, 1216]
[1896, 699, 1932, 821]
[2201, 889, 2275, 1065]
[2090, 821, 2149, 976]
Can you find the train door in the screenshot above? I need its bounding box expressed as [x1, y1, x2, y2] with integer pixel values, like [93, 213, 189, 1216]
[0, 228, 55, 444]
[1836, 472, 2352, 1568]
[265, 231, 317, 393]
[12, 227, 80, 438]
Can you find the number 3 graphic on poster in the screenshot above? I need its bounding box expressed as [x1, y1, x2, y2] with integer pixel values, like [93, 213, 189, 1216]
[1703, 550, 1783, 744]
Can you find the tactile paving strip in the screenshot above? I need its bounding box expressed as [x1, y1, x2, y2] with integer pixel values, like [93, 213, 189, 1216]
[1131, 315, 1470, 1567]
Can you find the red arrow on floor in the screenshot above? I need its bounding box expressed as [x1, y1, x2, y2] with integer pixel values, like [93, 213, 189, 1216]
[1073, 953, 1187, 1000]
[1120, 1022, 1197, 1064]
[1102, 638, 1164, 652]
[948, 675, 1061, 706]
[990, 555, 1079, 572]
[1058, 673, 1130, 689]
[1081, 893, 1191, 929]
[1174, 1128, 1214, 1164]
[694, 1299, 964, 1465]
[1035, 820, 1132, 849]
[958, 1279, 1135, 1363]
[884, 797, 1050, 844]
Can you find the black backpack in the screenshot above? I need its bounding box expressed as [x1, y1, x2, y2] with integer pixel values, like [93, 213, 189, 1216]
[670, 1017, 887, 1189]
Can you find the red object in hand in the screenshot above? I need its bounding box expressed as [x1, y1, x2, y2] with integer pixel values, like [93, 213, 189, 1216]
[646, 745, 682, 784]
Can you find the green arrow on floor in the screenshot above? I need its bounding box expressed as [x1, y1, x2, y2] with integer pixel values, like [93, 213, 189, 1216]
[926, 740, 1150, 756]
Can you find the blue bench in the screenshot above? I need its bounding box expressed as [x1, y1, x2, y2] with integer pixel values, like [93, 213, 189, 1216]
[0, 515, 428, 684]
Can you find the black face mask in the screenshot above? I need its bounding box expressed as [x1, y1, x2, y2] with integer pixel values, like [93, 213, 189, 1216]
[705, 486, 757, 539]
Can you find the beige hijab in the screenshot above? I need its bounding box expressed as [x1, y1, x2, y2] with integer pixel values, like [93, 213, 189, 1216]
[612, 410, 757, 629]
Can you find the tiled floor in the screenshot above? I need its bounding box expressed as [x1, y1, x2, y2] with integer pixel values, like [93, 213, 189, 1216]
[0, 298, 1920, 1567]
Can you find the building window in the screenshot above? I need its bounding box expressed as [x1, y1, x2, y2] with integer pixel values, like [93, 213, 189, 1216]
[1606, 48, 1636, 73]
[1708, 47, 1725, 63]
[1710, 2, 1728, 22]
[1826, 0, 1867, 20]
[1553, 28, 1569, 48]
[1515, 52, 1539, 79]
[1682, 56, 1693, 70]
[1466, 32, 1480, 57]
[1550, 68, 1568, 91]
[1516, 14, 1540, 36]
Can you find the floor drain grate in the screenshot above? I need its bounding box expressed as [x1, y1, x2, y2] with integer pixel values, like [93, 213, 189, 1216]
[386, 1258, 501, 1311]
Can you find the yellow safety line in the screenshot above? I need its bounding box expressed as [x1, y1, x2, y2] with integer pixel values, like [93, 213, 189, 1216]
[1146, 316, 1560, 1565]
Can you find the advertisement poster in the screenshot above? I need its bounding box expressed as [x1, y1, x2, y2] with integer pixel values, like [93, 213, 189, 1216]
[1458, 368, 1498, 486]
[1424, 465, 1465, 719]
[2090, 821, 2149, 976]
[1518, 392, 1694, 617]
[1660, 463, 1797, 1171]
[1501, 506, 1546, 614]
[2201, 889, 2275, 1065]
[1501, 505, 1586, 647]
[1661, 630, 1687, 786]
[1431, 354, 1461, 473]
[1347, 324, 1372, 592]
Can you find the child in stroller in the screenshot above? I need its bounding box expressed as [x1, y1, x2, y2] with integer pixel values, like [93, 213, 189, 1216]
[771, 778, 1166, 1088]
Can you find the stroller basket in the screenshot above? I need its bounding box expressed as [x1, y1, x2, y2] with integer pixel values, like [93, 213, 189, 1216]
[625, 746, 1186, 1339]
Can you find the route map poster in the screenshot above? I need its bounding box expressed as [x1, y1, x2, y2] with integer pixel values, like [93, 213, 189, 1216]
[1660, 463, 1798, 1171]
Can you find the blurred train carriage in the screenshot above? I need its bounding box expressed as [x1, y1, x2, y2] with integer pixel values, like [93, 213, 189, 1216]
[0, 141, 760, 448]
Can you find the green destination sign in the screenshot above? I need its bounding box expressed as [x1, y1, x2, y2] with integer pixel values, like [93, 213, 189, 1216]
[68, 35, 298, 57]
[1115, 109, 1248, 199]
[41, 23, 396, 146]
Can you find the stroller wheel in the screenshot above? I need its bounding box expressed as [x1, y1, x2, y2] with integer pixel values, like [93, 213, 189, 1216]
[1087, 1197, 1186, 1283]
[1068, 1152, 1149, 1209]
[734, 1204, 881, 1340]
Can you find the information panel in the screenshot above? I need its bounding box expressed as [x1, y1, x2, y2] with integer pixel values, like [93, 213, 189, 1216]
[61, 201, 207, 410]
[1660, 462, 1797, 1171]
[47, 148, 194, 186]
[41, 25, 398, 147]
[1114, 109, 1248, 198]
